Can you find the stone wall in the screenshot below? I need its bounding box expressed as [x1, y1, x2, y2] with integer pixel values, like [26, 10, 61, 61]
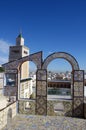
[0, 102, 17, 130]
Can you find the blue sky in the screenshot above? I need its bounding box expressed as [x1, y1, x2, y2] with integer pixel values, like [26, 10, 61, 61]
[0, 0, 86, 71]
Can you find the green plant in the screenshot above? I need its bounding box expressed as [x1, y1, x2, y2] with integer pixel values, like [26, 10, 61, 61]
[0, 67, 4, 72]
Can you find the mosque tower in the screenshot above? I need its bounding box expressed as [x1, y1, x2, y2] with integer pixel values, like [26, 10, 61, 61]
[9, 33, 29, 79]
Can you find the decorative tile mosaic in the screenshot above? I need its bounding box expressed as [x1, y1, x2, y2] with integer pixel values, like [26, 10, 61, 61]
[74, 82, 84, 92]
[74, 91, 83, 97]
[37, 70, 47, 80]
[47, 100, 72, 117]
[37, 81, 47, 96]
[73, 70, 84, 117]
[73, 105, 84, 117]
[36, 96, 47, 115]
[73, 98, 83, 108]
[18, 100, 36, 115]
[73, 98, 84, 117]
[74, 70, 84, 81]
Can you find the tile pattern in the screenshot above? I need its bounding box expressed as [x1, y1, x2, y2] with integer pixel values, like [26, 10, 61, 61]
[47, 100, 72, 116]
[74, 70, 84, 81]
[2, 114, 86, 130]
[37, 81, 47, 96]
[73, 70, 84, 117]
[37, 70, 47, 80]
[36, 70, 47, 115]
[18, 100, 36, 115]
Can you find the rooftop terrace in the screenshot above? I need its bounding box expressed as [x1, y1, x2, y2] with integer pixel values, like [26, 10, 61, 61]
[2, 114, 86, 130]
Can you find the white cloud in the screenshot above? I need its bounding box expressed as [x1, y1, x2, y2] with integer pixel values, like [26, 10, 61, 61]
[0, 56, 8, 64]
[0, 39, 12, 64]
[0, 39, 11, 54]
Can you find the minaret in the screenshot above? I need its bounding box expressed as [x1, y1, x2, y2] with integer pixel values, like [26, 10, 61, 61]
[9, 33, 29, 79]
[16, 33, 24, 46]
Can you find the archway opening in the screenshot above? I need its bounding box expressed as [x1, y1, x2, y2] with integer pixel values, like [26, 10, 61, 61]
[47, 58, 72, 100]
[19, 61, 37, 100]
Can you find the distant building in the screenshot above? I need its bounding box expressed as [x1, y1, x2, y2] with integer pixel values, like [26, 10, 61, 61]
[48, 80, 71, 95]
[48, 80, 71, 88]
[20, 78, 32, 98]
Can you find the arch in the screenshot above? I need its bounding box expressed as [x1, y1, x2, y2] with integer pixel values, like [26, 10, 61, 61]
[17, 51, 42, 71]
[42, 52, 79, 70]
[2, 51, 42, 70]
[2, 51, 84, 117]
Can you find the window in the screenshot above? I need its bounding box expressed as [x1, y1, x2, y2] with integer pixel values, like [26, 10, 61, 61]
[24, 51, 28, 54]
[12, 50, 19, 53]
[5, 73, 16, 87]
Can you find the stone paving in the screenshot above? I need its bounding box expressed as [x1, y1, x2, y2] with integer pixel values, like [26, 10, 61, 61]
[2, 114, 86, 130]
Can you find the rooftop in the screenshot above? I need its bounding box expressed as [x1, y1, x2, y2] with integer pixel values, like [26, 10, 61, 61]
[48, 80, 71, 83]
[2, 114, 86, 130]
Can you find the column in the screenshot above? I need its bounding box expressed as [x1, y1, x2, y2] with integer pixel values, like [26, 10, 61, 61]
[73, 70, 84, 118]
[36, 69, 47, 115]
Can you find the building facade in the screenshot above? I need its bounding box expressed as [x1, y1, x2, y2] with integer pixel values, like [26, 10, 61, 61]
[20, 78, 32, 98]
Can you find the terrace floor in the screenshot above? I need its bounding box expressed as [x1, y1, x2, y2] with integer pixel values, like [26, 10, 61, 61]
[2, 114, 86, 130]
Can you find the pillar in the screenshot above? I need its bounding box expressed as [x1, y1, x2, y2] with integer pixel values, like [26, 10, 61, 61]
[73, 70, 84, 118]
[36, 69, 47, 115]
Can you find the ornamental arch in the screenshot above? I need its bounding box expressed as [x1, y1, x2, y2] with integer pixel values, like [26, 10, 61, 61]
[36, 52, 84, 118]
[2, 51, 84, 118]
[3, 51, 42, 70]
[42, 52, 79, 70]
[2, 52, 42, 99]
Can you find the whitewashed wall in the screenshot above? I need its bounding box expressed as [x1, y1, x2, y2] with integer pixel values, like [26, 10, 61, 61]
[0, 102, 17, 130]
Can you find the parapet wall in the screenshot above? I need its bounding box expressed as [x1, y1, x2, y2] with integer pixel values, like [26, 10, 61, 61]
[47, 100, 72, 116]
[18, 99, 72, 117]
[0, 102, 17, 130]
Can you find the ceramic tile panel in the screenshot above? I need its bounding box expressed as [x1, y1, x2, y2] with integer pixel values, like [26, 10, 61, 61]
[36, 96, 47, 115]
[74, 82, 84, 92]
[74, 70, 84, 81]
[74, 91, 83, 97]
[37, 70, 47, 81]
